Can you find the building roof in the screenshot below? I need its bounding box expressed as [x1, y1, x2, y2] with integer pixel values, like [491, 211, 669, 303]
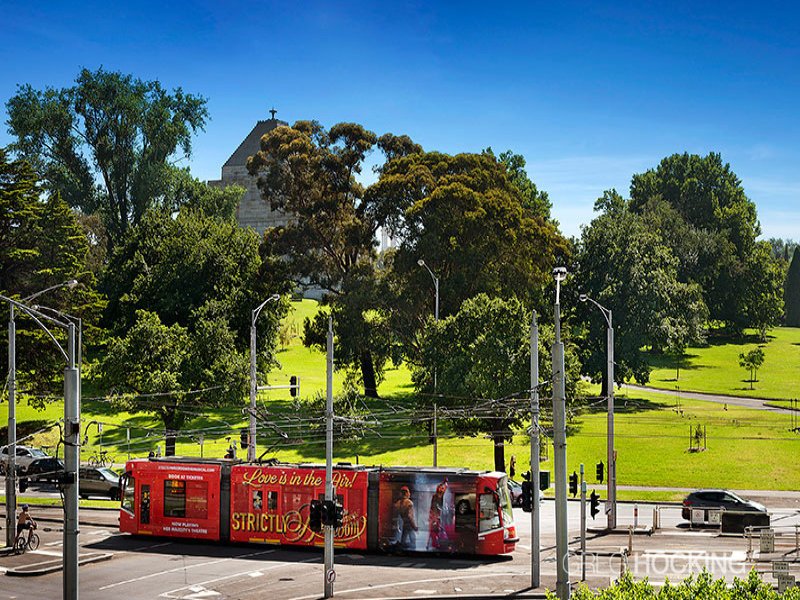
[223, 117, 287, 168]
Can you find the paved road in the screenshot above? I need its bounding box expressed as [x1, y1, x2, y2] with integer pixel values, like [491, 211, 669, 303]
[624, 384, 797, 414]
[1, 501, 797, 598]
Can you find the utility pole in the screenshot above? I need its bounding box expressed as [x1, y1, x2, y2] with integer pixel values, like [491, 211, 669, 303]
[324, 316, 335, 598]
[552, 267, 570, 600]
[249, 295, 279, 462]
[5, 306, 17, 549]
[530, 311, 540, 588]
[580, 463, 586, 582]
[418, 259, 439, 466]
[606, 312, 616, 530]
[579, 294, 616, 530]
[64, 321, 80, 600]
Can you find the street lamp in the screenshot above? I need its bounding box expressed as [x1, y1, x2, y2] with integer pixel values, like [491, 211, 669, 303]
[551, 266, 569, 600]
[417, 259, 440, 466]
[249, 294, 281, 461]
[1, 295, 80, 599]
[417, 260, 439, 321]
[5, 279, 77, 549]
[579, 293, 616, 530]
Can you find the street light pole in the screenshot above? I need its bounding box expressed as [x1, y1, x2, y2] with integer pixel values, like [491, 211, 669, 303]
[249, 294, 280, 462]
[4, 280, 77, 550]
[530, 311, 540, 588]
[579, 294, 616, 530]
[0, 295, 79, 598]
[552, 267, 570, 600]
[417, 259, 440, 466]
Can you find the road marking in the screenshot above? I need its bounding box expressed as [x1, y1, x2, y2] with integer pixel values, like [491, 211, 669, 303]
[31, 549, 63, 557]
[99, 548, 277, 591]
[287, 572, 515, 600]
[160, 556, 317, 598]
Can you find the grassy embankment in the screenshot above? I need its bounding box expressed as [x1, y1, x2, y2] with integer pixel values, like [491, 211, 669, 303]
[2, 300, 798, 505]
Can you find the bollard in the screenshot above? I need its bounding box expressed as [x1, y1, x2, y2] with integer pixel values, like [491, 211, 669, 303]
[619, 548, 628, 579]
[746, 526, 752, 561]
[634, 504, 639, 529]
[628, 525, 633, 554]
[796, 524, 799, 556]
[652, 507, 659, 531]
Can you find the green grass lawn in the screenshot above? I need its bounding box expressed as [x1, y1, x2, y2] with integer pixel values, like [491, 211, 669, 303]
[646, 327, 800, 400]
[2, 300, 798, 499]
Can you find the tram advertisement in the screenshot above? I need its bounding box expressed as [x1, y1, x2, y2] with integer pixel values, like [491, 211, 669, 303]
[229, 465, 369, 549]
[378, 471, 484, 554]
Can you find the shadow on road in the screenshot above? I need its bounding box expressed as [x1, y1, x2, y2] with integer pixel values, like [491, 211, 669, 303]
[84, 534, 512, 570]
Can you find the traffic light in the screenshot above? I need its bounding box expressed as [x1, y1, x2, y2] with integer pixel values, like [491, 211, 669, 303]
[289, 375, 299, 397]
[333, 501, 344, 528]
[539, 471, 551, 491]
[321, 499, 338, 526]
[569, 471, 578, 497]
[240, 428, 248, 450]
[596, 461, 604, 483]
[309, 499, 323, 532]
[521, 480, 532, 512]
[590, 490, 600, 519]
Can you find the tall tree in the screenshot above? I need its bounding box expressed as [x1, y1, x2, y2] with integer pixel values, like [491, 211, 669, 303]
[629, 153, 761, 330]
[416, 294, 581, 472]
[0, 148, 103, 401]
[785, 248, 800, 327]
[100, 197, 290, 454]
[6, 67, 208, 247]
[248, 121, 415, 397]
[575, 190, 707, 393]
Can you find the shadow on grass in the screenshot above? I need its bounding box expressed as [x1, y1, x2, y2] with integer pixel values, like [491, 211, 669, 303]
[0, 419, 55, 443]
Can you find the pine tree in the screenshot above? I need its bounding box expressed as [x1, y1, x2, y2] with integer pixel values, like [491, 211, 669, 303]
[785, 248, 800, 326]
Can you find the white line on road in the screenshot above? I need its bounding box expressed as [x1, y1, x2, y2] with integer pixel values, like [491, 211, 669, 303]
[160, 556, 318, 598]
[98, 548, 277, 591]
[287, 572, 516, 600]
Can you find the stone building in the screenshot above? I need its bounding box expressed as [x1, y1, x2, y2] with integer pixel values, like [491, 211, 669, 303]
[208, 110, 289, 234]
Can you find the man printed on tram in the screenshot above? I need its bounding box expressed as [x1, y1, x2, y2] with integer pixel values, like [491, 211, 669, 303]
[393, 485, 418, 550]
[253, 490, 263, 511]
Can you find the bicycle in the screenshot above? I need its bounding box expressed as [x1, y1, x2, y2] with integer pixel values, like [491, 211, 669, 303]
[14, 525, 39, 554]
[88, 449, 114, 468]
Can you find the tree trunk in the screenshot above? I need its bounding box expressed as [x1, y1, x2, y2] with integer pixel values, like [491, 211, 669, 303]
[492, 430, 505, 473]
[161, 407, 184, 457]
[601, 369, 610, 399]
[360, 350, 379, 398]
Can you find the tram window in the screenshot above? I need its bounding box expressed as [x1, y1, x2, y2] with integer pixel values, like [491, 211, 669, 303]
[253, 490, 263, 511]
[122, 474, 135, 514]
[186, 481, 208, 519]
[267, 491, 278, 511]
[478, 494, 500, 533]
[164, 479, 187, 517]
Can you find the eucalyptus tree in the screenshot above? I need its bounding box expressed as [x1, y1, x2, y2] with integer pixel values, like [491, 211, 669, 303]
[6, 67, 208, 247]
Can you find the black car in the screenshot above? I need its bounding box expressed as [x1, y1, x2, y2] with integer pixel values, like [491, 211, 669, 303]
[681, 489, 766, 522]
[19, 457, 65, 484]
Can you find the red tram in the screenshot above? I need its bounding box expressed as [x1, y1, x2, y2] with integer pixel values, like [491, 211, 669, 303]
[119, 458, 518, 556]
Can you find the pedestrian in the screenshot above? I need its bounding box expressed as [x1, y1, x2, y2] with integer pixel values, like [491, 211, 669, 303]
[509, 455, 516, 479]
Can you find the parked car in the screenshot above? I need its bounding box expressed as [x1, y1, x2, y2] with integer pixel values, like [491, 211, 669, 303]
[508, 479, 523, 506]
[79, 466, 121, 500]
[0, 445, 49, 474]
[20, 457, 65, 484]
[681, 489, 766, 522]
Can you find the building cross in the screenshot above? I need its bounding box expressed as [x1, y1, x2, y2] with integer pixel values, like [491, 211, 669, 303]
[269, 107, 277, 119]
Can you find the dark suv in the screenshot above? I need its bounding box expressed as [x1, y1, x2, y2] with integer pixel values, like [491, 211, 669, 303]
[20, 457, 65, 484]
[681, 489, 766, 522]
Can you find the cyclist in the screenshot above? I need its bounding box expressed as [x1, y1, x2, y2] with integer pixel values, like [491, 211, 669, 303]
[15, 504, 37, 548]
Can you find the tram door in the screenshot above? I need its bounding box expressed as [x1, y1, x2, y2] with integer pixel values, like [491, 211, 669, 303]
[140, 484, 151, 525]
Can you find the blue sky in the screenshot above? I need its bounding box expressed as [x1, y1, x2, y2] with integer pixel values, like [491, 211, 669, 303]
[3, 1, 799, 239]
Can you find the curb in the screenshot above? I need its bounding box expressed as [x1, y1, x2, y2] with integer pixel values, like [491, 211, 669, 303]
[4, 552, 114, 576]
